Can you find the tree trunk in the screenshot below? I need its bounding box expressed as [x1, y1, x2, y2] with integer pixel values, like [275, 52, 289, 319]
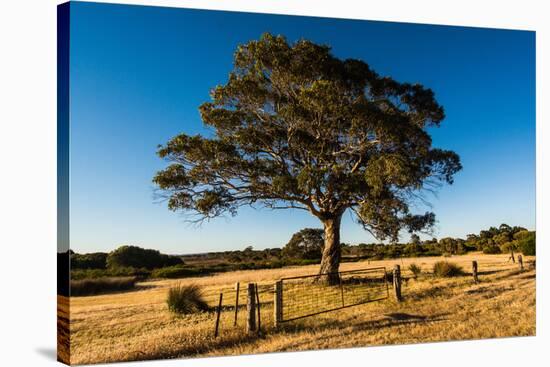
[318, 214, 342, 285]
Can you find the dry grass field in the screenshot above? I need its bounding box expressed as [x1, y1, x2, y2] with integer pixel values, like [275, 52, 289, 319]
[65, 253, 535, 365]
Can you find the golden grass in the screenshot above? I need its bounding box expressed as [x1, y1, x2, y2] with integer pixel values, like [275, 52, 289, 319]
[66, 253, 535, 365]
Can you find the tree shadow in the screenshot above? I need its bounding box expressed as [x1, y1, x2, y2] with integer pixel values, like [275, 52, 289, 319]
[278, 311, 449, 335]
[519, 273, 536, 280]
[112, 307, 449, 363]
[276, 312, 450, 350]
[493, 269, 525, 280]
[384, 312, 428, 321]
[476, 270, 504, 276]
[408, 285, 448, 300]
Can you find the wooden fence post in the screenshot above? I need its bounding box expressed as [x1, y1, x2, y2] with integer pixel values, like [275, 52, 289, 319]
[518, 255, 524, 271]
[393, 265, 402, 302]
[214, 293, 223, 338]
[384, 268, 390, 297]
[233, 282, 240, 326]
[246, 283, 256, 333]
[339, 276, 345, 307]
[255, 283, 261, 334]
[472, 261, 479, 283]
[274, 280, 283, 328]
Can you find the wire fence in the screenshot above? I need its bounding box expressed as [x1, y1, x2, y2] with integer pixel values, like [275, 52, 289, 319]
[68, 268, 389, 337]
[64, 259, 529, 345]
[279, 267, 389, 322]
[204, 282, 274, 336]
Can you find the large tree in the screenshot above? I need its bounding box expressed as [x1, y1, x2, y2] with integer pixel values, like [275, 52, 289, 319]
[153, 33, 461, 284]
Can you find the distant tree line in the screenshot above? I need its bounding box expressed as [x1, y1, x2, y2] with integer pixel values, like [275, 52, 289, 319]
[69, 223, 534, 281]
[346, 224, 535, 259]
[71, 245, 183, 270]
[279, 223, 535, 261]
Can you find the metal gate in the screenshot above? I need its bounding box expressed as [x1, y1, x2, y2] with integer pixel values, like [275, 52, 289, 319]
[276, 267, 389, 323]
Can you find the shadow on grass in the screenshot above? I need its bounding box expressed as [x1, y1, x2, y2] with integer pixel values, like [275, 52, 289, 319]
[274, 312, 450, 350]
[278, 310, 449, 334]
[120, 331, 266, 363]
[122, 306, 449, 363]
[476, 269, 505, 276]
[493, 269, 528, 281]
[407, 285, 449, 300]
[384, 313, 428, 321]
[464, 285, 514, 296]
[519, 273, 536, 280]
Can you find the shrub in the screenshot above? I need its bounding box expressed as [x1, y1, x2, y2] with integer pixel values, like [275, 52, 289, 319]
[422, 250, 442, 257]
[151, 265, 207, 279]
[519, 232, 536, 256]
[408, 263, 422, 278]
[482, 245, 502, 254]
[71, 252, 108, 269]
[266, 259, 285, 268]
[432, 261, 464, 277]
[70, 277, 136, 296]
[167, 284, 209, 315]
[107, 245, 183, 270]
[499, 241, 516, 254]
[288, 258, 319, 266]
[71, 267, 151, 280]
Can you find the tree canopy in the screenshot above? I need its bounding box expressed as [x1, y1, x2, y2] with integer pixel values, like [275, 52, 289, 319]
[154, 33, 461, 280]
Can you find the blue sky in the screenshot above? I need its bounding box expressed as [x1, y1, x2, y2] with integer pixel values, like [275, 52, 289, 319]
[68, 2, 535, 254]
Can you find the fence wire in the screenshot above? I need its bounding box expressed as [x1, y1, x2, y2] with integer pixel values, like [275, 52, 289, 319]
[68, 269, 388, 337]
[207, 282, 274, 336]
[280, 267, 388, 322]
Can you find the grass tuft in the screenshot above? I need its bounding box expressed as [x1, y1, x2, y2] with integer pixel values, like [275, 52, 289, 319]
[432, 261, 464, 277]
[167, 284, 210, 315]
[408, 263, 422, 278]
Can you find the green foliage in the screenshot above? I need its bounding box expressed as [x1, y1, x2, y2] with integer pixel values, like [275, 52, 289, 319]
[422, 250, 444, 257]
[464, 224, 529, 254]
[150, 258, 319, 280]
[410, 234, 421, 245]
[106, 245, 183, 270]
[70, 277, 136, 296]
[151, 265, 207, 279]
[432, 261, 464, 277]
[482, 245, 502, 254]
[343, 241, 444, 260]
[438, 237, 468, 255]
[283, 228, 324, 260]
[499, 241, 517, 254]
[71, 267, 150, 280]
[70, 223, 534, 284]
[518, 231, 536, 256]
[71, 252, 108, 269]
[513, 230, 530, 241]
[167, 284, 209, 315]
[154, 33, 461, 274]
[408, 263, 422, 278]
